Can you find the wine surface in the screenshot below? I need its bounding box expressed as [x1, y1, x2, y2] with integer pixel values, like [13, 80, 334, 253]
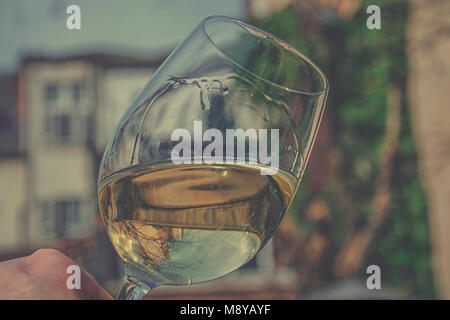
[99, 163, 297, 285]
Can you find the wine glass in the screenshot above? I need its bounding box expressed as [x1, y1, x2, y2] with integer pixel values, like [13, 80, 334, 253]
[98, 16, 328, 300]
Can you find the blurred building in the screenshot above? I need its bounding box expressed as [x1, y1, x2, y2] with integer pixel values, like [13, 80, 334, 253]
[0, 52, 297, 298]
[246, 0, 293, 19]
[245, 0, 361, 21]
[0, 54, 160, 266]
[0, 74, 26, 257]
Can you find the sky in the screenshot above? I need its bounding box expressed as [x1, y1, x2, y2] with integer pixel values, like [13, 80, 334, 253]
[0, 0, 246, 73]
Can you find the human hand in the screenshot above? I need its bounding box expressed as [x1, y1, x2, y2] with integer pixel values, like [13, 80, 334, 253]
[0, 248, 112, 300]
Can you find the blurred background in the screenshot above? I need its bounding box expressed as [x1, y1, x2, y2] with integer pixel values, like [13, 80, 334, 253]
[0, 0, 449, 299]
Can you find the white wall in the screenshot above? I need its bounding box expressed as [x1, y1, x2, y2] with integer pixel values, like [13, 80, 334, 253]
[96, 68, 154, 151]
[0, 159, 26, 251]
[23, 61, 96, 244]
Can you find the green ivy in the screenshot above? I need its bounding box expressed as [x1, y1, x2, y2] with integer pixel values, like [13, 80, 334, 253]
[254, 0, 435, 298]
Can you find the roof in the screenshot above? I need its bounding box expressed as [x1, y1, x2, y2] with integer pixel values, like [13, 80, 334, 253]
[20, 52, 167, 70]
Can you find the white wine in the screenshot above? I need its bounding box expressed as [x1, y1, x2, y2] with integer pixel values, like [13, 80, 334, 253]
[99, 163, 297, 285]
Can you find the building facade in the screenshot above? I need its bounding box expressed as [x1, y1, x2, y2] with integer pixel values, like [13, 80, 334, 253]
[0, 53, 296, 298]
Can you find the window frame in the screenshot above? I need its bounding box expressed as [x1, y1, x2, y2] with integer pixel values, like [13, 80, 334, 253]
[42, 80, 90, 145]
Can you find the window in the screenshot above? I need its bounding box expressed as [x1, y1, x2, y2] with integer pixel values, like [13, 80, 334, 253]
[45, 84, 58, 103]
[72, 82, 83, 104]
[42, 200, 83, 238]
[43, 81, 89, 145]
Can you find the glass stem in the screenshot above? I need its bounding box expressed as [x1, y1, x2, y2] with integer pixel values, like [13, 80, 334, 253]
[116, 280, 150, 300]
[116, 263, 159, 300]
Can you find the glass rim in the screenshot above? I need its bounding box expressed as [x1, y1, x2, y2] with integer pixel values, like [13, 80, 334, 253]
[201, 15, 329, 96]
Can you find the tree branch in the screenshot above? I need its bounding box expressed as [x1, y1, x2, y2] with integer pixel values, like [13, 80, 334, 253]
[333, 85, 402, 278]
